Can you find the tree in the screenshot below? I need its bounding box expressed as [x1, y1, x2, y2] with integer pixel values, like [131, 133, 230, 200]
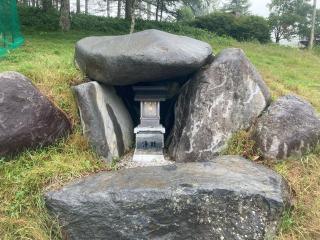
[223, 0, 251, 16]
[60, 0, 70, 31]
[129, 0, 137, 32]
[85, 0, 89, 14]
[268, 0, 307, 43]
[42, 0, 52, 11]
[176, 6, 195, 21]
[182, 0, 220, 17]
[309, 0, 317, 49]
[117, 0, 122, 18]
[125, 0, 133, 19]
[76, 0, 80, 13]
[147, 1, 151, 19]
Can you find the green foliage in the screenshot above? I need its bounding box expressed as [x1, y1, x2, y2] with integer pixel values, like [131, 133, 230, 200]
[181, 0, 220, 17]
[19, 6, 60, 31]
[297, 8, 320, 40]
[223, 0, 251, 16]
[237, 15, 271, 43]
[71, 14, 130, 34]
[268, 0, 312, 43]
[19, 6, 236, 43]
[176, 6, 195, 22]
[191, 12, 271, 43]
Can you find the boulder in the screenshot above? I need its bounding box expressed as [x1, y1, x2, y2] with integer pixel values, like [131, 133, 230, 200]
[45, 155, 291, 240]
[0, 71, 71, 156]
[75, 29, 213, 86]
[73, 81, 133, 162]
[252, 95, 320, 160]
[168, 48, 271, 162]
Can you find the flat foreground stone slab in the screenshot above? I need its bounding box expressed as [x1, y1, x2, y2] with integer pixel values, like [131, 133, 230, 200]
[45, 156, 291, 240]
[75, 29, 213, 85]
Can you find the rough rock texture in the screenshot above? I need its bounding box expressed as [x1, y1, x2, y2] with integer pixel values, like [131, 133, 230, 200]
[0, 71, 71, 156]
[73, 81, 133, 162]
[168, 48, 271, 162]
[45, 155, 291, 240]
[75, 29, 213, 85]
[252, 95, 320, 160]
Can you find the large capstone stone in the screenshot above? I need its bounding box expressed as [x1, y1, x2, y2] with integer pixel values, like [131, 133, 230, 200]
[252, 95, 320, 160]
[168, 48, 271, 162]
[0, 71, 71, 157]
[75, 29, 213, 85]
[45, 155, 291, 240]
[73, 81, 133, 162]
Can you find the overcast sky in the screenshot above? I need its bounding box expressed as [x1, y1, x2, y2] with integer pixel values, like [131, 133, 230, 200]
[249, 0, 271, 17]
[238, 0, 319, 17]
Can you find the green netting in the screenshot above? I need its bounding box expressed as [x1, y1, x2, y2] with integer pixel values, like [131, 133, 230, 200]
[0, 0, 24, 57]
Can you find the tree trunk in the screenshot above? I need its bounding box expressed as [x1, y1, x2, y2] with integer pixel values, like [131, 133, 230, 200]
[42, 0, 52, 11]
[155, 0, 159, 21]
[107, 0, 110, 17]
[125, 0, 132, 20]
[130, 0, 136, 33]
[76, 0, 80, 13]
[147, 1, 151, 20]
[85, 0, 88, 14]
[117, 0, 122, 18]
[160, 0, 163, 21]
[138, 0, 142, 18]
[60, 0, 70, 31]
[274, 31, 280, 44]
[309, 0, 317, 50]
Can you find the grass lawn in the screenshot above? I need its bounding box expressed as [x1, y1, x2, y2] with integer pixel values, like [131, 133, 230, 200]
[0, 29, 320, 239]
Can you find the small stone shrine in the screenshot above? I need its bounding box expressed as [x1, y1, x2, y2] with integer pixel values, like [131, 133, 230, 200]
[132, 86, 167, 163]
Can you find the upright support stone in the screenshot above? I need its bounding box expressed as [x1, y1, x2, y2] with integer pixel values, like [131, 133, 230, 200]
[73, 82, 134, 163]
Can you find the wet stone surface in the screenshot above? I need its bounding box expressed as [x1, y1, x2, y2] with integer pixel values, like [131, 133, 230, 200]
[252, 95, 320, 160]
[75, 29, 213, 86]
[0, 71, 71, 157]
[45, 156, 291, 240]
[168, 48, 271, 162]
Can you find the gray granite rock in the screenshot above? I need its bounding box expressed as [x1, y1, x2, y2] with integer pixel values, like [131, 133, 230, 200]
[45, 155, 291, 240]
[0, 71, 71, 157]
[75, 29, 213, 85]
[168, 48, 271, 162]
[73, 81, 133, 162]
[252, 95, 320, 160]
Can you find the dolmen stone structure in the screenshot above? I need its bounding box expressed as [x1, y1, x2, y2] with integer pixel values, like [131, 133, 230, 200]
[44, 29, 320, 239]
[0, 71, 71, 157]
